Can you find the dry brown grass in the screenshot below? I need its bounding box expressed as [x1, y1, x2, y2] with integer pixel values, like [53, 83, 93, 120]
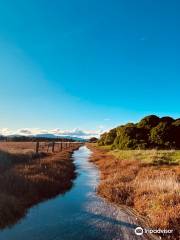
[88, 144, 180, 239]
[0, 142, 36, 154]
[0, 142, 81, 228]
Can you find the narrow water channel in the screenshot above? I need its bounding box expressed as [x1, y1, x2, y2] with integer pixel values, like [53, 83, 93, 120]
[0, 146, 151, 240]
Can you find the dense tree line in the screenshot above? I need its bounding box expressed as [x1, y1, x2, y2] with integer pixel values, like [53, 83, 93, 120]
[98, 115, 180, 149]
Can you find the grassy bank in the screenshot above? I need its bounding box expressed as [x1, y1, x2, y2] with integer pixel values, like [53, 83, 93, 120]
[88, 144, 180, 239]
[0, 142, 81, 228]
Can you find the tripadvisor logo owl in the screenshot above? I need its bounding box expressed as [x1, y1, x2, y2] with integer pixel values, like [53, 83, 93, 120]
[135, 227, 144, 236]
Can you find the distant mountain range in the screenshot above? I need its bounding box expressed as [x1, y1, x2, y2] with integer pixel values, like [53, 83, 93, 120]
[34, 134, 86, 142]
[0, 133, 86, 142]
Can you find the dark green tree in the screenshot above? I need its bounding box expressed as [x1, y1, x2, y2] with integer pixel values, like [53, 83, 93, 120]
[104, 128, 117, 145]
[137, 115, 160, 130]
[89, 137, 98, 143]
[150, 122, 175, 148]
[98, 132, 107, 146]
[160, 116, 174, 124]
[172, 119, 180, 148]
[113, 124, 148, 149]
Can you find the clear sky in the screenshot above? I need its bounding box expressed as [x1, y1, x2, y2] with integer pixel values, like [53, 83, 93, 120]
[0, 0, 179, 136]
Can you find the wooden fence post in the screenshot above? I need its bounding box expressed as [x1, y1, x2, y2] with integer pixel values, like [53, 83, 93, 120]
[47, 143, 49, 152]
[52, 141, 55, 152]
[36, 142, 39, 154]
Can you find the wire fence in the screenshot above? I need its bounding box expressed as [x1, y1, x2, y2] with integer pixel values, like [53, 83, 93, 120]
[36, 141, 84, 153]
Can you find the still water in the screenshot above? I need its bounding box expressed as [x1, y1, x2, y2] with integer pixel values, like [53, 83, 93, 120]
[0, 146, 149, 240]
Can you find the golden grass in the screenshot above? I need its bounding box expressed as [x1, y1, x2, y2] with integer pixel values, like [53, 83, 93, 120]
[88, 144, 180, 239]
[0, 142, 36, 154]
[111, 149, 180, 165]
[0, 142, 81, 228]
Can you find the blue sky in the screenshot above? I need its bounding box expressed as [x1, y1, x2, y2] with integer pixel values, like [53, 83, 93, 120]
[0, 0, 179, 136]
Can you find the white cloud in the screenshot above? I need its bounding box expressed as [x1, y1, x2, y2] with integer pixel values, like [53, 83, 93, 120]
[18, 129, 33, 135]
[0, 127, 104, 139]
[0, 128, 12, 135]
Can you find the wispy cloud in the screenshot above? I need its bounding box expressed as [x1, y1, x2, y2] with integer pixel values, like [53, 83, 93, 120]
[0, 128, 104, 139]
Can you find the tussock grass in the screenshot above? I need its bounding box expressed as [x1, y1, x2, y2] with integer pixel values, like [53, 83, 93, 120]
[0, 142, 36, 154]
[89, 144, 180, 239]
[134, 172, 179, 193]
[0, 143, 79, 228]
